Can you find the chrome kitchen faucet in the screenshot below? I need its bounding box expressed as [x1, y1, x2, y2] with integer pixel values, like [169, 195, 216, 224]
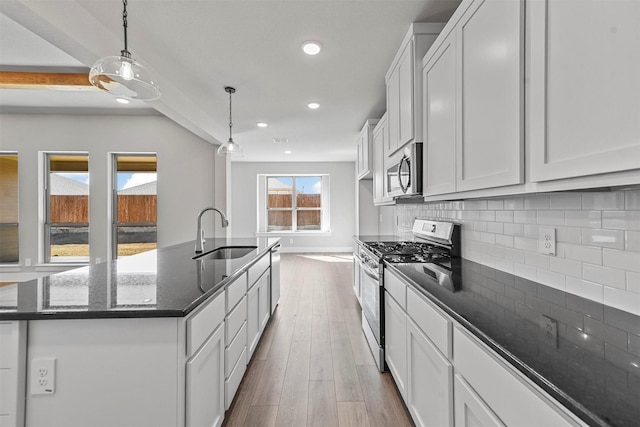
[195, 207, 229, 253]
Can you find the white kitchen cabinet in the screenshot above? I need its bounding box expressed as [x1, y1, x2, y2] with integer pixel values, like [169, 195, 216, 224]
[247, 277, 260, 361]
[259, 270, 270, 333]
[352, 255, 361, 304]
[186, 323, 225, 427]
[356, 119, 379, 180]
[456, 0, 524, 192]
[372, 114, 394, 205]
[406, 318, 454, 427]
[384, 290, 407, 402]
[0, 321, 26, 427]
[528, 0, 640, 182]
[386, 23, 445, 158]
[423, 29, 457, 196]
[454, 374, 505, 427]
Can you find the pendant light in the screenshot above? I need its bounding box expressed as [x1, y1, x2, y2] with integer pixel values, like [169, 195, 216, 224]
[89, 0, 160, 101]
[217, 86, 244, 158]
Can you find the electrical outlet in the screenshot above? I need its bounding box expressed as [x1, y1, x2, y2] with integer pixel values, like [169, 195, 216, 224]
[538, 227, 556, 256]
[289, 238, 294, 244]
[25, 258, 31, 267]
[541, 315, 558, 348]
[31, 357, 56, 395]
[95, 257, 101, 264]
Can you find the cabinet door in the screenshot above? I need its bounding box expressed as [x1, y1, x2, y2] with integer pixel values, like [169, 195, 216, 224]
[398, 41, 415, 148]
[423, 30, 457, 196]
[352, 256, 361, 303]
[387, 68, 401, 157]
[454, 374, 505, 427]
[373, 116, 394, 204]
[186, 324, 225, 427]
[529, 0, 640, 182]
[407, 319, 453, 427]
[247, 282, 260, 360]
[457, 0, 524, 191]
[384, 291, 407, 401]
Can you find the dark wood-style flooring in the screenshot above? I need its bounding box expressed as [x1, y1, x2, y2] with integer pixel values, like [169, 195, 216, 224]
[223, 253, 414, 427]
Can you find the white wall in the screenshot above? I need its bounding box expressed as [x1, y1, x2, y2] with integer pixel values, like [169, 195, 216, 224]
[0, 113, 218, 278]
[230, 162, 355, 252]
[395, 189, 640, 316]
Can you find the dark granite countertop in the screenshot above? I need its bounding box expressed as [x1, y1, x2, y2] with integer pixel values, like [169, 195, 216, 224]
[386, 259, 640, 427]
[0, 237, 279, 320]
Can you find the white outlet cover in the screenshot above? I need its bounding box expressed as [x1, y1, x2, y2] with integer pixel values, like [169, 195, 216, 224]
[31, 357, 56, 395]
[538, 227, 556, 256]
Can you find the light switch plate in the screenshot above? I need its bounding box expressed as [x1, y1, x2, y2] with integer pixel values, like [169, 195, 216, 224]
[538, 227, 556, 256]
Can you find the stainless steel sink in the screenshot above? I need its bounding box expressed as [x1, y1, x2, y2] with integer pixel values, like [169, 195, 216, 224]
[193, 246, 257, 260]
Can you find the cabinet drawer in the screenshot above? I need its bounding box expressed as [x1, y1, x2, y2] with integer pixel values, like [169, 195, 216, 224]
[453, 327, 578, 427]
[407, 286, 452, 359]
[187, 291, 225, 357]
[227, 273, 247, 313]
[225, 322, 247, 379]
[225, 295, 247, 347]
[384, 269, 406, 309]
[248, 254, 270, 289]
[225, 346, 247, 410]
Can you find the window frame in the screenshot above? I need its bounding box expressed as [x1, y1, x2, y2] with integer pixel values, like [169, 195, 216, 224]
[258, 174, 330, 234]
[111, 153, 158, 259]
[44, 152, 90, 264]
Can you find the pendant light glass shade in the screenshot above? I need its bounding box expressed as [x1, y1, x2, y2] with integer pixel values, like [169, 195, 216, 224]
[217, 86, 244, 158]
[89, 0, 160, 101]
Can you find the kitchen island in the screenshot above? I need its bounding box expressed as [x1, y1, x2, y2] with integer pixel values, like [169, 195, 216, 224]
[0, 237, 279, 427]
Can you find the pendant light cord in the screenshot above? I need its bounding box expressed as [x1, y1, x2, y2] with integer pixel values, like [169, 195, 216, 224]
[121, 0, 130, 57]
[228, 89, 233, 142]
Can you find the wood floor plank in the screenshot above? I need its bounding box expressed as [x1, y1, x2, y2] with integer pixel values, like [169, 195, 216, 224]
[222, 360, 266, 427]
[243, 405, 278, 427]
[307, 381, 339, 427]
[337, 401, 371, 427]
[356, 365, 414, 427]
[275, 340, 311, 427]
[330, 320, 364, 402]
[349, 332, 375, 366]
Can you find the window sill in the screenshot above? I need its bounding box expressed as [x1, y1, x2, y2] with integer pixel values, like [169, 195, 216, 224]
[35, 263, 89, 272]
[256, 230, 332, 237]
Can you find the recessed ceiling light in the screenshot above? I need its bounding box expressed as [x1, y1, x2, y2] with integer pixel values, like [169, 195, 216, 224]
[307, 102, 320, 109]
[257, 122, 268, 128]
[302, 41, 322, 55]
[272, 138, 289, 144]
[284, 151, 292, 154]
[116, 98, 130, 104]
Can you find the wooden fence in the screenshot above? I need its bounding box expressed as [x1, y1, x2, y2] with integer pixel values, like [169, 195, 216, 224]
[50, 195, 157, 223]
[267, 194, 321, 229]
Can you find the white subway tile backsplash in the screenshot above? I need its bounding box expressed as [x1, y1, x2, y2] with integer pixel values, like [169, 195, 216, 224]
[583, 264, 626, 289]
[627, 231, 640, 252]
[566, 277, 604, 303]
[550, 193, 582, 210]
[582, 192, 625, 210]
[604, 287, 640, 316]
[628, 272, 640, 294]
[603, 211, 640, 231]
[581, 229, 625, 250]
[603, 249, 640, 273]
[565, 211, 602, 228]
[537, 210, 565, 226]
[549, 257, 582, 278]
[401, 189, 639, 315]
[626, 190, 640, 209]
[563, 244, 603, 265]
[537, 269, 566, 291]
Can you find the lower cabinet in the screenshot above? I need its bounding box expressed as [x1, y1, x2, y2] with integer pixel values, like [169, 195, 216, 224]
[406, 318, 453, 427]
[247, 269, 270, 360]
[186, 323, 225, 427]
[384, 290, 407, 401]
[453, 374, 504, 427]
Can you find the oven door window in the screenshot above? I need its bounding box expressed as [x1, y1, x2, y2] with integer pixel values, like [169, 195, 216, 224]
[360, 265, 381, 343]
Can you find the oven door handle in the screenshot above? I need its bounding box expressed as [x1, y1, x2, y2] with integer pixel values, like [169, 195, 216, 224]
[361, 264, 379, 281]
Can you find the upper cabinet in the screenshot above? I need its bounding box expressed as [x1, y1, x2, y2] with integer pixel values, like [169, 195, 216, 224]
[528, 0, 640, 182]
[372, 114, 394, 205]
[423, 0, 524, 196]
[356, 119, 379, 180]
[386, 23, 445, 158]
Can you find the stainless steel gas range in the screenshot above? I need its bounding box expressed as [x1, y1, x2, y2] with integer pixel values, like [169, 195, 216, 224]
[354, 219, 460, 372]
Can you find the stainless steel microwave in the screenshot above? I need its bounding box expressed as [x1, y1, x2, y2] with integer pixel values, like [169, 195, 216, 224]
[386, 142, 423, 198]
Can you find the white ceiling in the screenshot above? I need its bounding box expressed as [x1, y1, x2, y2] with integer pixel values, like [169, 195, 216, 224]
[0, 0, 460, 162]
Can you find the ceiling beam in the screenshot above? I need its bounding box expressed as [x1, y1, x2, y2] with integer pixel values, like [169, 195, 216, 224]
[0, 71, 98, 91]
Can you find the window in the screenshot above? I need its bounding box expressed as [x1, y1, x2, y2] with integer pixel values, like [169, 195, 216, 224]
[0, 153, 19, 263]
[261, 175, 329, 233]
[113, 154, 157, 258]
[45, 153, 89, 263]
